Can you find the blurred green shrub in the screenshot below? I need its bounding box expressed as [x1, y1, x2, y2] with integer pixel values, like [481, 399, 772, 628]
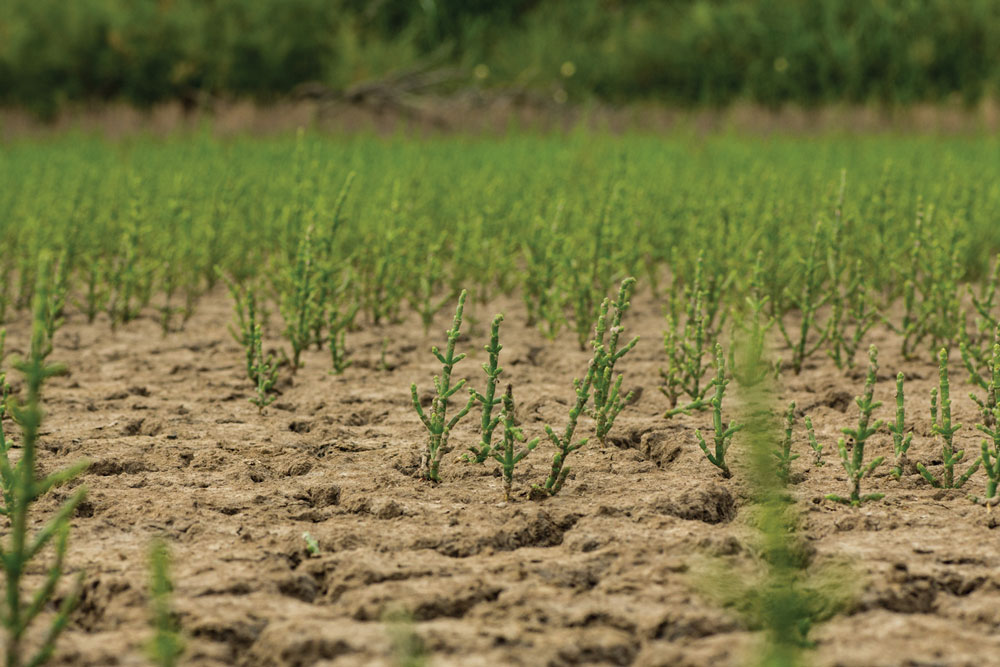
[1, 0, 998, 116]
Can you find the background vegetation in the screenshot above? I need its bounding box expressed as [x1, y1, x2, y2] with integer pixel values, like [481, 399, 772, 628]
[2, 130, 999, 336]
[2, 0, 999, 116]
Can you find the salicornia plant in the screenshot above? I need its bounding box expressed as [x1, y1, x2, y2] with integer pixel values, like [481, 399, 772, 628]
[410, 290, 476, 482]
[679, 251, 729, 341]
[567, 180, 619, 350]
[77, 257, 108, 325]
[975, 413, 1000, 508]
[0, 260, 89, 667]
[408, 235, 453, 335]
[661, 289, 711, 418]
[888, 372, 914, 480]
[534, 365, 596, 498]
[730, 252, 776, 388]
[302, 532, 320, 556]
[521, 203, 566, 339]
[221, 273, 263, 384]
[917, 348, 981, 489]
[588, 277, 639, 444]
[715, 314, 849, 664]
[695, 344, 742, 478]
[961, 325, 1000, 429]
[776, 222, 831, 375]
[774, 402, 798, 484]
[147, 540, 184, 667]
[804, 416, 824, 467]
[491, 385, 538, 501]
[280, 224, 319, 372]
[106, 207, 155, 330]
[248, 324, 278, 414]
[826, 345, 885, 506]
[41, 252, 68, 350]
[970, 255, 999, 335]
[970, 343, 1000, 506]
[466, 314, 504, 464]
[827, 260, 880, 371]
[892, 204, 965, 360]
[327, 301, 357, 375]
[962, 256, 1000, 363]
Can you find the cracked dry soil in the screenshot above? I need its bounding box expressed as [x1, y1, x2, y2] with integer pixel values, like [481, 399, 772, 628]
[7, 287, 1000, 667]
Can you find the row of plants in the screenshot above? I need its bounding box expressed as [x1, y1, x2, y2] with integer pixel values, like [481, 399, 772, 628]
[408, 279, 638, 498]
[689, 327, 1000, 508]
[4, 135, 1000, 374]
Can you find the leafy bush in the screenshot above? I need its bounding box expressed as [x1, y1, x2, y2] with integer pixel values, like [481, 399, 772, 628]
[2, 0, 1000, 115]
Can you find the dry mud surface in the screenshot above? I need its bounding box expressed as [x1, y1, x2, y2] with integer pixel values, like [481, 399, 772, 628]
[8, 289, 1000, 666]
[3, 99, 1000, 141]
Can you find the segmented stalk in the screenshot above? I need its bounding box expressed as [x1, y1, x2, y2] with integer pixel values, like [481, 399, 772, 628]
[825, 345, 885, 506]
[411, 291, 476, 482]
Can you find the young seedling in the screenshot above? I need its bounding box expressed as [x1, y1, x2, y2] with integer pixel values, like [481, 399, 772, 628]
[730, 252, 777, 388]
[695, 344, 743, 478]
[970, 343, 1000, 506]
[280, 224, 319, 372]
[0, 329, 10, 395]
[804, 416, 824, 467]
[106, 207, 155, 330]
[327, 302, 358, 375]
[0, 262, 89, 667]
[977, 439, 1000, 509]
[661, 290, 711, 418]
[522, 204, 566, 339]
[491, 385, 539, 501]
[42, 251, 68, 349]
[302, 532, 320, 556]
[378, 337, 391, 372]
[568, 180, 619, 350]
[970, 255, 1000, 335]
[720, 324, 849, 663]
[775, 224, 831, 375]
[892, 205, 965, 360]
[776, 222, 831, 374]
[534, 365, 595, 498]
[957, 257, 1000, 374]
[359, 183, 406, 326]
[827, 261, 880, 371]
[826, 345, 886, 506]
[77, 258, 108, 324]
[917, 348, 981, 489]
[774, 402, 799, 484]
[310, 172, 357, 349]
[248, 324, 279, 414]
[888, 372, 914, 480]
[961, 325, 1000, 429]
[919, 226, 965, 355]
[466, 314, 504, 464]
[408, 236, 454, 335]
[410, 291, 476, 482]
[0, 331, 11, 490]
[147, 540, 184, 667]
[0, 263, 11, 326]
[157, 222, 189, 336]
[221, 272, 262, 384]
[691, 251, 731, 342]
[964, 256, 1000, 356]
[589, 277, 639, 444]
